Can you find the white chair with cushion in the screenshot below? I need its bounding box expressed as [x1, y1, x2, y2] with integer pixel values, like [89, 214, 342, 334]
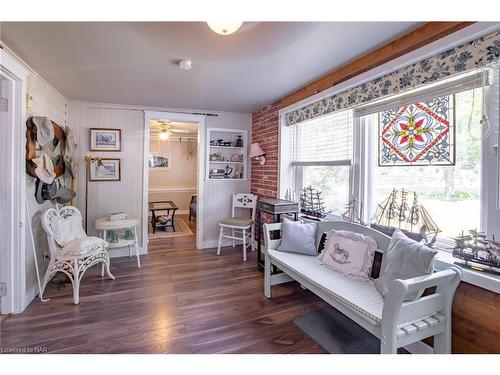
[41, 206, 115, 304]
[217, 193, 257, 261]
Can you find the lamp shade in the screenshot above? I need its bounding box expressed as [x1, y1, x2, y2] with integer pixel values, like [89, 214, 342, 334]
[249, 143, 265, 158]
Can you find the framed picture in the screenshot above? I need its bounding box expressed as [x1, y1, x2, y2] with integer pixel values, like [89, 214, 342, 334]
[89, 158, 121, 181]
[149, 152, 171, 171]
[90, 128, 121, 151]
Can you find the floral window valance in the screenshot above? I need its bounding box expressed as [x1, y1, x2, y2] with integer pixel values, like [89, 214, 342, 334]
[285, 29, 500, 126]
[378, 95, 454, 166]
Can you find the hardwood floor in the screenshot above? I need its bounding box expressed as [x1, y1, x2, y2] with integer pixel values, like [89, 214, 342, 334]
[0, 216, 327, 354]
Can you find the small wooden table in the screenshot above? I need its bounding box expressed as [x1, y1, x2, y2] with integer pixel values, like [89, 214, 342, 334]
[149, 201, 178, 233]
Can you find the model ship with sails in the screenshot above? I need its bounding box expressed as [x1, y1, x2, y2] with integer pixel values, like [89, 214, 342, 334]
[371, 188, 440, 246]
[452, 230, 500, 274]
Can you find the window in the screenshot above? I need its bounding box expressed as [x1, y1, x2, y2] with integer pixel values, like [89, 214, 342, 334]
[366, 88, 483, 239]
[283, 109, 354, 215]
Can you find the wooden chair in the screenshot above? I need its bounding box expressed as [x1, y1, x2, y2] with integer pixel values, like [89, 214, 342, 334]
[189, 194, 197, 221]
[41, 206, 114, 304]
[217, 193, 257, 261]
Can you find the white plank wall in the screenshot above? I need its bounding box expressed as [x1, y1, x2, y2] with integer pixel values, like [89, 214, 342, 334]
[71, 104, 145, 246]
[69, 101, 252, 250]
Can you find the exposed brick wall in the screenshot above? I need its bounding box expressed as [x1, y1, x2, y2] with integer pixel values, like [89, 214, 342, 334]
[250, 101, 282, 199]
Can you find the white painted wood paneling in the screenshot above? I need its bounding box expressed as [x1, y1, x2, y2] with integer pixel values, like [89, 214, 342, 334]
[69, 101, 252, 250]
[70, 103, 145, 247]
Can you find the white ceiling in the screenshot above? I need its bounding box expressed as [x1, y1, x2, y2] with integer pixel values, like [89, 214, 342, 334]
[1, 22, 422, 112]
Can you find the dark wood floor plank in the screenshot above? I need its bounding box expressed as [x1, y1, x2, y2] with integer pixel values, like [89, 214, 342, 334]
[0, 215, 326, 354]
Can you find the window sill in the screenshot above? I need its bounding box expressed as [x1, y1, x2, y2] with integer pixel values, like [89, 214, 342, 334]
[433, 248, 500, 294]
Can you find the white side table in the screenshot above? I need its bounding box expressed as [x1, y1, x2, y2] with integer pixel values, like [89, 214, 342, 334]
[94, 216, 141, 268]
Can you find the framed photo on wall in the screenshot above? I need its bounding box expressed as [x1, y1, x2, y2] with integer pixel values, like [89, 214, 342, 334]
[149, 152, 171, 171]
[89, 158, 121, 181]
[90, 128, 121, 151]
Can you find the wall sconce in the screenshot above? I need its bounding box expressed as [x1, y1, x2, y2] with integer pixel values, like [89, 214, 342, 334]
[249, 143, 266, 166]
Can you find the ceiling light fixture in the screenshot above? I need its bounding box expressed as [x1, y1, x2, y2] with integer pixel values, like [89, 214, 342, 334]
[159, 128, 171, 141]
[207, 21, 243, 36]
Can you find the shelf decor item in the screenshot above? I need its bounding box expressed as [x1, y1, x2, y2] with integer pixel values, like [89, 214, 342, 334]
[89, 128, 121, 151]
[299, 186, 329, 220]
[452, 230, 500, 275]
[341, 198, 365, 225]
[230, 153, 243, 162]
[106, 230, 119, 243]
[371, 188, 439, 247]
[124, 229, 134, 241]
[235, 135, 243, 147]
[107, 212, 127, 221]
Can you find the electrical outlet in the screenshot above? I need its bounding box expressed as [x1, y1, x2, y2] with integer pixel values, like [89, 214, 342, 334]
[0, 282, 7, 297]
[0, 98, 8, 112]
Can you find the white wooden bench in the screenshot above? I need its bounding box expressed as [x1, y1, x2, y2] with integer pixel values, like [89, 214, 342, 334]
[263, 221, 462, 354]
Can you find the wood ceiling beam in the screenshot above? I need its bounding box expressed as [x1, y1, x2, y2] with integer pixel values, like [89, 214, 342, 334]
[281, 22, 475, 108]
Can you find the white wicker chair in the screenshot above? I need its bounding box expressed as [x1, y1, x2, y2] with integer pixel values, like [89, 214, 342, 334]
[41, 206, 115, 304]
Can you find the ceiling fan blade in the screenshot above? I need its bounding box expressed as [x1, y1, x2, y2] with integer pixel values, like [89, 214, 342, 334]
[169, 128, 190, 133]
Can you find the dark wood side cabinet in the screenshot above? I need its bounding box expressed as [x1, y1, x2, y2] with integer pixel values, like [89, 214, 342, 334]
[256, 197, 299, 271]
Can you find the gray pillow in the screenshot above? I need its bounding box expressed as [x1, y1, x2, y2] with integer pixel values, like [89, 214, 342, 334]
[277, 219, 317, 256]
[374, 229, 437, 301]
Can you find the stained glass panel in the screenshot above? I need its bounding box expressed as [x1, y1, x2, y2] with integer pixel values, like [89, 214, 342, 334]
[378, 95, 455, 166]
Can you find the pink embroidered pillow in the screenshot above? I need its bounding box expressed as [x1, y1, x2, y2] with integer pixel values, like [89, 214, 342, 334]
[317, 229, 377, 280]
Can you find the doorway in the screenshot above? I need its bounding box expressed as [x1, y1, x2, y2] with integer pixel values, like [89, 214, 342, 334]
[0, 60, 27, 314]
[143, 111, 205, 251]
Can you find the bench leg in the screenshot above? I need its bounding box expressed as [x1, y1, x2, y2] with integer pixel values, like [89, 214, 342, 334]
[434, 324, 451, 354]
[380, 327, 397, 354]
[264, 254, 271, 299]
[380, 339, 397, 354]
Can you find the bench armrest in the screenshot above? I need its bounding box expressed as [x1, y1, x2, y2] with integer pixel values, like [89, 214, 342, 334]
[263, 223, 282, 251]
[381, 266, 462, 336]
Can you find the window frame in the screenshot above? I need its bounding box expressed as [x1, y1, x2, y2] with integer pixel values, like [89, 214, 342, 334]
[279, 110, 357, 215]
[279, 68, 499, 242]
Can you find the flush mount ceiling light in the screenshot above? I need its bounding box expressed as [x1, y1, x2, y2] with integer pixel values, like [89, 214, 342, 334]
[207, 21, 243, 36]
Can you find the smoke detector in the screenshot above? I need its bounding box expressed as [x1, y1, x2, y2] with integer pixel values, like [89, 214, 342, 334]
[178, 59, 192, 71]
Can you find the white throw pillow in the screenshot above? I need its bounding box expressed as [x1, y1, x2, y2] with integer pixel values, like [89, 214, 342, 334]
[277, 219, 317, 256]
[317, 229, 377, 280]
[374, 229, 437, 301]
[52, 214, 87, 247]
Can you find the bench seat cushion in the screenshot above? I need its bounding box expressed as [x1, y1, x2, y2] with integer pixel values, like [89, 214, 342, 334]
[267, 249, 384, 325]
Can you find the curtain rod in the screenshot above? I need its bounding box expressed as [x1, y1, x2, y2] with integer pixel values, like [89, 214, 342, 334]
[86, 105, 218, 116]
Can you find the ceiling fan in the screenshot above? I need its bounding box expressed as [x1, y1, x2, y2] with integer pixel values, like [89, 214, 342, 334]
[152, 120, 190, 140]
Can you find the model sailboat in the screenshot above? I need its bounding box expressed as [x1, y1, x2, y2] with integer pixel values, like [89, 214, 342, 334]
[341, 198, 365, 225]
[371, 189, 439, 246]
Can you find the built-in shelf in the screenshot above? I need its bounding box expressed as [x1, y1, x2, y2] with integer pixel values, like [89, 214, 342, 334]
[209, 161, 244, 164]
[210, 145, 244, 149]
[207, 128, 248, 181]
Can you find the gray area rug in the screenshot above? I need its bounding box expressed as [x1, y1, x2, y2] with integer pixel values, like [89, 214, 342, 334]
[294, 307, 407, 354]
